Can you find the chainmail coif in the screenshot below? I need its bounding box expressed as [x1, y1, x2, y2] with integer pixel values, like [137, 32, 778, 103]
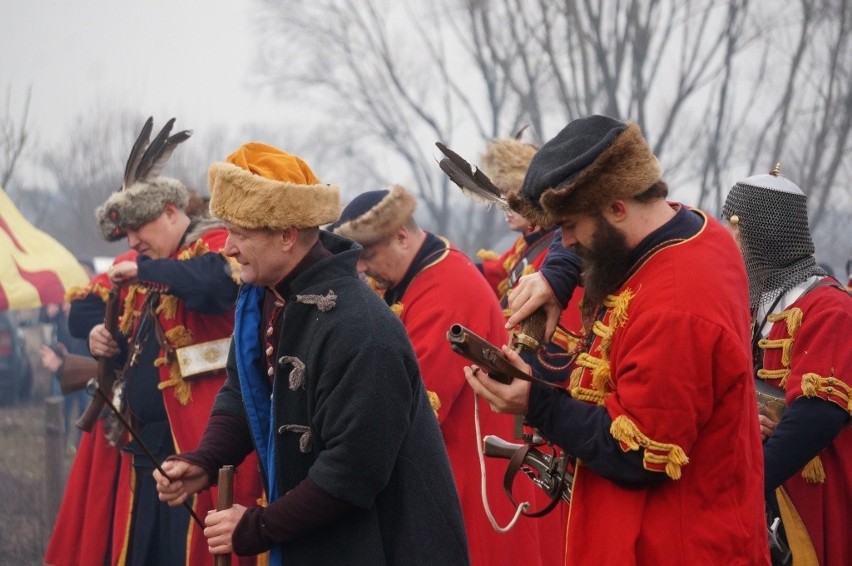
[722, 170, 825, 310]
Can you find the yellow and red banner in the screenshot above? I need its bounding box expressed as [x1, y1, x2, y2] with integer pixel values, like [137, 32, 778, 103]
[0, 188, 88, 310]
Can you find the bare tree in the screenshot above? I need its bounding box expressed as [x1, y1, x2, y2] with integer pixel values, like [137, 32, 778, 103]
[251, 0, 850, 270]
[0, 86, 31, 190]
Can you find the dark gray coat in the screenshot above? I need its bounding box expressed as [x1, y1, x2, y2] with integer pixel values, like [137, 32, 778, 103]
[215, 231, 470, 566]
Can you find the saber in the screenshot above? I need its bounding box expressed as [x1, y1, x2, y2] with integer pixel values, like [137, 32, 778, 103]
[85, 378, 204, 528]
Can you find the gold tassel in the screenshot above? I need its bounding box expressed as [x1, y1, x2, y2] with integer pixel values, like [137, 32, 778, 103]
[157, 361, 191, 405]
[591, 360, 612, 395]
[177, 239, 210, 260]
[800, 456, 825, 483]
[165, 325, 193, 348]
[475, 249, 499, 261]
[603, 288, 635, 329]
[427, 390, 441, 419]
[156, 295, 179, 320]
[610, 415, 689, 480]
[390, 302, 404, 317]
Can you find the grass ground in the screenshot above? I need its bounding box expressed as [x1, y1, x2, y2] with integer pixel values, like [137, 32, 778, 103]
[0, 401, 54, 565]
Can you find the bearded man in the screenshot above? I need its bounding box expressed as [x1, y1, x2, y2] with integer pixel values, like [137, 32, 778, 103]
[466, 115, 770, 565]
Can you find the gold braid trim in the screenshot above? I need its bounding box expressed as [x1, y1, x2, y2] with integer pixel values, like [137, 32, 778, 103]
[427, 390, 441, 419]
[476, 249, 499, 261]
[390, 302, 404, 317]
[118, 285, 145, 335]
[569, 353, 609, 404]
[800, 456, 826, 484]
[610, 415, 689, 480]
[767, 307, 803, 337]
[177, 239, 210, 261]
[591, 320, 614, 357]
[801, 372, 852, 414]
[757, 367, 790, 383]
[501, 239, 526, 273]
[155, 325, 194, 405]
[497, 279, 510, 298]
[758, 337, 795, 368]
[603, 289, 634, 330]
[156, 295, 179, 320]
[66, 282, 110, 303]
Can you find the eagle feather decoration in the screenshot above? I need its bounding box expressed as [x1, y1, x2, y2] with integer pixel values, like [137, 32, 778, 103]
[122, 117, 193, 190]
[435, 141, 507, 209]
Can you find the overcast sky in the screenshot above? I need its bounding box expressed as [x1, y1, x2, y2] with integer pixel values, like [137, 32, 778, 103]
[0, 0, 285, 151]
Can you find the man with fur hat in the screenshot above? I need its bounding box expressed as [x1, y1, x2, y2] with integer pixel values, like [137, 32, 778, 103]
[48, 117, 263, 566]
[466, 114, 769, 564]
[723, 167, 851, 566]
[154, 143, 469, 566]
[333, 185, 557, 566]
[475, 136, 585, 384]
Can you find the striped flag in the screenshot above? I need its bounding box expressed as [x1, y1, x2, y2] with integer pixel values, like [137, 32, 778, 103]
[0, 188, 89, 310]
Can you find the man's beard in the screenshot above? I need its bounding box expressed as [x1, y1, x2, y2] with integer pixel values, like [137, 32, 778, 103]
[575, 216, 633, 323]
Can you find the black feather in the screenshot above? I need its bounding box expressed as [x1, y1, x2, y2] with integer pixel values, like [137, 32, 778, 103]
[122, 117, 154, 190]
[144, 129, 193, 179]
[135, 118, 175, 182]
[435, 142, 506, 208]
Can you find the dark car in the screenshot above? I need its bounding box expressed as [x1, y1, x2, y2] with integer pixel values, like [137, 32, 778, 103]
[0, 311, 33, 405]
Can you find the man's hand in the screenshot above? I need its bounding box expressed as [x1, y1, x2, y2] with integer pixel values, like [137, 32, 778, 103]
[154, 459, 211, 506]
[40, 344, 64, 373]
[758, 413, 778, 442]
[108, 260, 138, 284]
[204, 504, 247, 556]
[463, 345, 533, 415]
[88, 324, 119, 358]
[505, 272, 562, 340]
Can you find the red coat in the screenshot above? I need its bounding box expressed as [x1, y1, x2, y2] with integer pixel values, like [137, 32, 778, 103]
[46, 230, 264, 566]
[758, 282, 852, 566]
[564, 212, 768, 565]
[394, 238, 563, 566]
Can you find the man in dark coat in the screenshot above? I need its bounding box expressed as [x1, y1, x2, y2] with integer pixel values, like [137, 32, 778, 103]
[155, 142, 470, 566]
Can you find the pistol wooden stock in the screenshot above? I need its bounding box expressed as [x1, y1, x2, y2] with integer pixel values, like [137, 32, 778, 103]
[214, 465, 235, 566]
[75, 287, 121, 432]
[447, 323, 533, 385]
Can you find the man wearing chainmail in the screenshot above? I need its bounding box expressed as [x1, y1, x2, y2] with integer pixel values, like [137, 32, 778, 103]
[155, 143, 469, 566]
[723, 166, 851, 566]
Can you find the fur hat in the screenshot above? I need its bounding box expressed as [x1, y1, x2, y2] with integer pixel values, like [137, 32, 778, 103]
[480, 138, 538, 197]
[95, 117, 193, 241]
[332, 185, 417, 246]
[208, 142, 340, 230]
[508, 115, 661, 227]
[96, 178, 190, 241]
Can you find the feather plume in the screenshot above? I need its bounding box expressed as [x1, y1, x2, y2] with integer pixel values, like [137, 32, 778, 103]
[511, 124, 530, 140]
[135, 118, 175, 181]
[122, 117, 154, 190]
[435, 142, 507, 208]
[122, 118, 193, 188]
[144, 129, 193, 180]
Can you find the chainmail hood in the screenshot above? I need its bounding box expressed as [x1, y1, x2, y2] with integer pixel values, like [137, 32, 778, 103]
[722, 167, 824, 309]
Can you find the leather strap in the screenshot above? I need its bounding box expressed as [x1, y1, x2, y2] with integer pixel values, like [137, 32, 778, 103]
[502, 444, 563, 518]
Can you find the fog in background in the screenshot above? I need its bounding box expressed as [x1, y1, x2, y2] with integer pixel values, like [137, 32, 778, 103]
[2, 0, 850, 276]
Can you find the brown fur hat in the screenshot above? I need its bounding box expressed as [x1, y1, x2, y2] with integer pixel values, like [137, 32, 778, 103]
[479, 138, 538, 197]
[332, 185, 417, 246]
[95, 177, 190, 241]
[208, 142, 340, 230]
[508, 116, 661, 227]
